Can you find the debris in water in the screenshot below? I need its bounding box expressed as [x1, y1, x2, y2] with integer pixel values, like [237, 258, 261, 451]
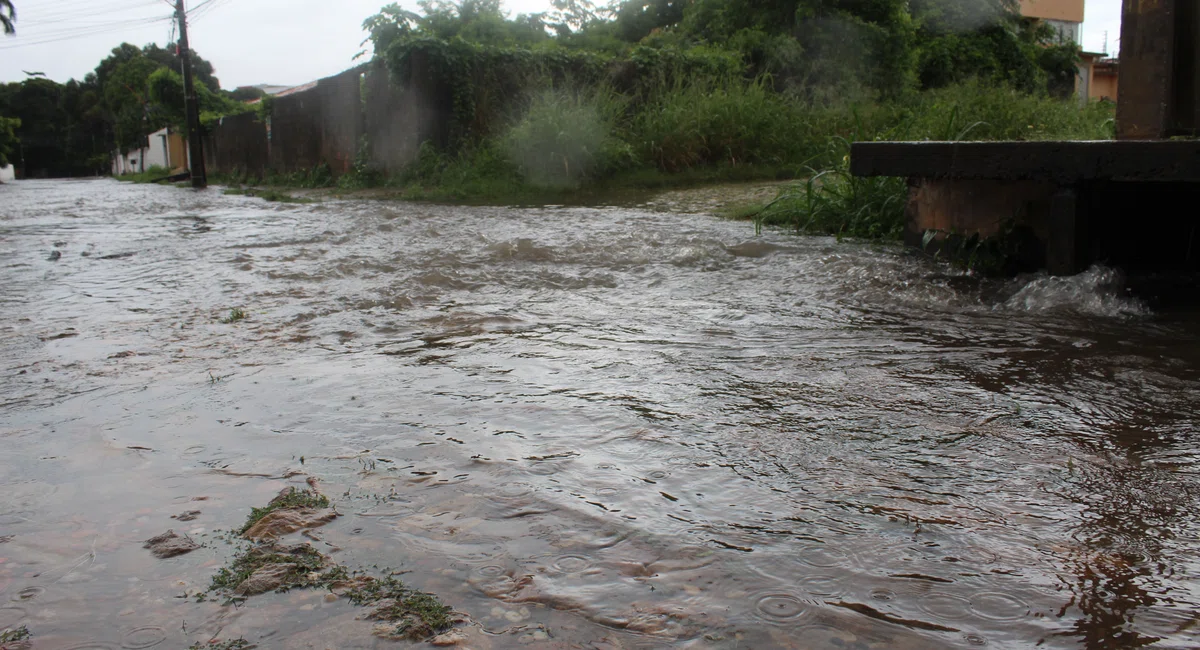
[186, 639, 254, 650]
[209, 542, 344, 597]
[347, 576, 457, 641]
[144, 530, 200, 559]
[240, 486, 336, 540]
[173, 510, 202, 522]
[429, 629, 469, 646]
[0, 624, 32, 650]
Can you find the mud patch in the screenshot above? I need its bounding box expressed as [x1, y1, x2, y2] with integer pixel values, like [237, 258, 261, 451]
[143, 530, 199, 559]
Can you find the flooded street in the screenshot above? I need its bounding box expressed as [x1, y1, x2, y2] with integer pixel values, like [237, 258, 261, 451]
[2, 178, 1199, 649]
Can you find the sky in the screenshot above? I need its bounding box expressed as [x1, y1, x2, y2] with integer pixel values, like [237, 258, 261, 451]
[0, 0, 1124, 89]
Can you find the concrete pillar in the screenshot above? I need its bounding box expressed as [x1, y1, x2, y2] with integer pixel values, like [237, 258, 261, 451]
[1117, 0, 1200, 138]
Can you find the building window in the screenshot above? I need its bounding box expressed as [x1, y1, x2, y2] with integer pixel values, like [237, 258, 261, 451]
[1043, 19, 1081, 44]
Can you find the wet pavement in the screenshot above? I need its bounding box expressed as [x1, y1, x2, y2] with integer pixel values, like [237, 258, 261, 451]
[1, 178, 1199, 649]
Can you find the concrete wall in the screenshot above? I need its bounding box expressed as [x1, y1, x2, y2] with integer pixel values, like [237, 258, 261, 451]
[1019, 0, 1084, 23]
[205, 61, 447, 179]
[265, 67, 365, 177]
[1092, 66, 1118, 101]
[205, 112, 269, 179]
[364, 54, 451, 174]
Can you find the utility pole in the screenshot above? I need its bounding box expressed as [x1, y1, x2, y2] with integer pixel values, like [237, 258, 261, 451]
[175, 0, 206, 188]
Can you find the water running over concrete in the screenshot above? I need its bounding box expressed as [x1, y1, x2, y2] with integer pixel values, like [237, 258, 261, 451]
[1, 179, 1197, 648]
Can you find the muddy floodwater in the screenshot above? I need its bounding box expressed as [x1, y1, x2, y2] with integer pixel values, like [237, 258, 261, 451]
[2, 178, 1199, 649]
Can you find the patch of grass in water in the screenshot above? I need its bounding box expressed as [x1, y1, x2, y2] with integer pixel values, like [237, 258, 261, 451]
[186, 640, 254, 650]
[115, 165, 174, 184]
[208, 544, 328, 594]
[238, 487, 328, 534]
[0, 625, 31, 645]
[221, 307, 247, 324]
[220, 187, 313, 203]
[346, 576, 454, 641]
[257, 189, 312, 203]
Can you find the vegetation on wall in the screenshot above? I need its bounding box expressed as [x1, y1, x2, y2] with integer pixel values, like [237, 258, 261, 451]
[344, 0, 1107, 239]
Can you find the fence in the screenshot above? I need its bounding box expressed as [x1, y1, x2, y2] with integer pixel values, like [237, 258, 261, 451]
[205, 57, 447, 181]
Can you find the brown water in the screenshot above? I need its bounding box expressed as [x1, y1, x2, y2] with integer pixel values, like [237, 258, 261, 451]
[1, 178, 1198, 649]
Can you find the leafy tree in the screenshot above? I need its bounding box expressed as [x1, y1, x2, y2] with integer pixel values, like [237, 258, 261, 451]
[1, 0, 14, 35]
[0, 115, 19, 166]
[142, 43, 221, 93]
[147, 67, 249, 129]
[104, 56, 165, 151]
[363, 0, 549, 54]
[228, 86, 267, 102]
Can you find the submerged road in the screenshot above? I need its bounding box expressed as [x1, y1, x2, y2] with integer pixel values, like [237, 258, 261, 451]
[1, 178, 1198, 648]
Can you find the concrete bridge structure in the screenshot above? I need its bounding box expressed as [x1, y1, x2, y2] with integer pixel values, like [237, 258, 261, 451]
[851, 0, 1200, 275]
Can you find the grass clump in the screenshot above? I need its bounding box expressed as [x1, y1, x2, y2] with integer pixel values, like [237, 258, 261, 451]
[187, 640, 253, 650]
[735, 81, 1115, 245]
[208, 544, 330, 594]
[504, 86, 635, 189]
[221, 307, 247, 324]
[347, 576, 455, 641]
[238, 487, 328, 534]
[0, 626, 31, 647]
[221, 187, 312, 203]
[116, 165, 175, 184]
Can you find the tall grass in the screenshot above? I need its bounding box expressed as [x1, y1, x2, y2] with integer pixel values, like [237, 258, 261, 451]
[742, 81, 1115, 240]
[504, 86, 635, 188]
[377, 78, 1115, 214]
[631, 78, 810, 172]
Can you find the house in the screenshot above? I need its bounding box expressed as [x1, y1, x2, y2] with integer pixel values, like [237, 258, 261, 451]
[111, 127, 189, 176]
[1019, 0, 1084, 43]
[1018, 0, 1118, 104]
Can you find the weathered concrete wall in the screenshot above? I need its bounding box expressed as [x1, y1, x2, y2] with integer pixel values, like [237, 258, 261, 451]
[364, 55, 450, 174]
[316, 69, 365, 175]
[204, 112, 269, 179]
[267, 68, 365, 177]
[268, 87, 323, 175]
[207, 61, 447, 179]
[1019, 0, 1083, 23]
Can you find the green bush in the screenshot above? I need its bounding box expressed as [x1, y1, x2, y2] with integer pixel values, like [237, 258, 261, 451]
[116, 165, 173, 183]
[503, 86, 635, 187]
[630, 78, 807, 172]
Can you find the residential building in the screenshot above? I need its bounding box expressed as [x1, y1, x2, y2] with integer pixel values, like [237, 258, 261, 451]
[1019, 0, 1085, 43]
[1019, 0, 1119, 104]
[111, 127, 188, 176]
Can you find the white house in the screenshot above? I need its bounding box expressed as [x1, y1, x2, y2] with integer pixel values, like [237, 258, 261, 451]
[111, 127, 188, 176]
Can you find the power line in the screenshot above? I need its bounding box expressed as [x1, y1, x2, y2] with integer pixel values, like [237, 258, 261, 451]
[10, 15, 171, 39]
[189, 0, 233, 23]
[24, 0, 160, 20]
[0, 16, 171, 49]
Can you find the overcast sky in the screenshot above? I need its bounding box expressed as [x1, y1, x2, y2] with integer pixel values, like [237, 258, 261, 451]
[0, 0, 1124, 89]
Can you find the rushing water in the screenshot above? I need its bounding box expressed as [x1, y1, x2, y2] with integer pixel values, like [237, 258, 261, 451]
[1, 178, 1198, 649]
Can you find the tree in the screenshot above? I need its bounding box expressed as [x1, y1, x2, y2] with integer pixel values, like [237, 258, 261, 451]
[1, 0, 14, 35]
[142, 43, 221, 93]
[0, 115, 19, 166]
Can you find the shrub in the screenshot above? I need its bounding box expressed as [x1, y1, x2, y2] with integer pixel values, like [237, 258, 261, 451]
[503, 86, 635, 187]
